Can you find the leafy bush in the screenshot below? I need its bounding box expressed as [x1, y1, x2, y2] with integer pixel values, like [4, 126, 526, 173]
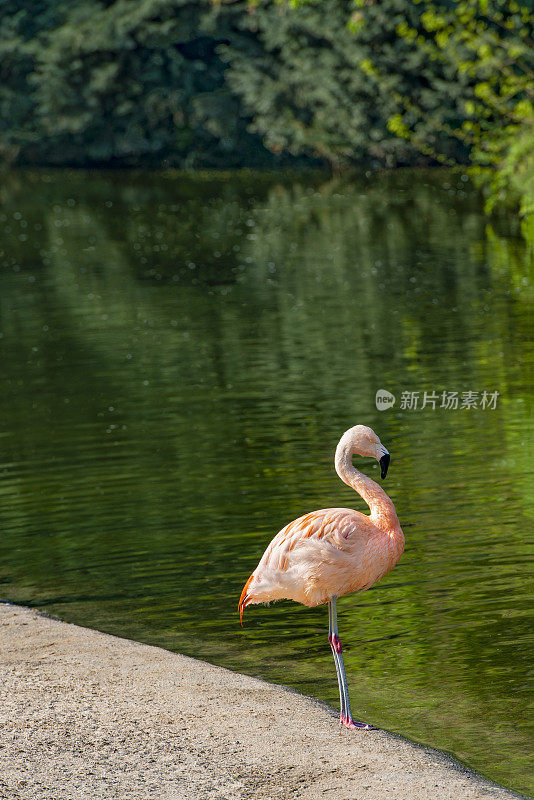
[0, 0, 531, 220]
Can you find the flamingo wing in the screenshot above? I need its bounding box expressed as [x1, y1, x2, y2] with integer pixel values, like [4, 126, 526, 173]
[239, 507, 375, 620]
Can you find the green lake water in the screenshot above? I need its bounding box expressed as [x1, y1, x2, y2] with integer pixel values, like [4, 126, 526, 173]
[0, 168, 532, 795]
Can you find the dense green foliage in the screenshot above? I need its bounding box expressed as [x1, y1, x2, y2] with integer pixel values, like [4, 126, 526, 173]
[0, 0, 275, 167]
[0, 0, 470, 168]
[218, 0, 470, 167]
[386, 0, 534, 214]
[0, 0, 532, 211]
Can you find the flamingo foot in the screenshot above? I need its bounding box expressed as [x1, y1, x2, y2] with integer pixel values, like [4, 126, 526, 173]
[340, 714, 377, 730]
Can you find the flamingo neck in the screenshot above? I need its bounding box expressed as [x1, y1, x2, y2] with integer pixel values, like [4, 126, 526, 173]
[335, 443, 399, 528]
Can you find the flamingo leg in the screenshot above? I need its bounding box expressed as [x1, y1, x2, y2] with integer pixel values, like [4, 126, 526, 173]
[327, 597, 376, 730]
[328, 598, 347, 720]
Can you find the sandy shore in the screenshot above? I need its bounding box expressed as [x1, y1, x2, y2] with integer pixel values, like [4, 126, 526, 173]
[0, 602, 525, 800]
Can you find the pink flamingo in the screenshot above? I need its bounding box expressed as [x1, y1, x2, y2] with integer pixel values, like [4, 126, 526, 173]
[239, 425, 405, 730]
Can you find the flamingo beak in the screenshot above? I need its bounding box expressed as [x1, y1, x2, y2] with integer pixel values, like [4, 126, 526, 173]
[379, 452, 390, 479]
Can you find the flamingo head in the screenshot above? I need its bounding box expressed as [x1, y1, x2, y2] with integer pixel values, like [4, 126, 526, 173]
[338, 425, 390, 479]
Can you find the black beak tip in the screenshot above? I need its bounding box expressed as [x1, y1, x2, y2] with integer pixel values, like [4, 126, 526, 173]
[379, 453, 390, 479]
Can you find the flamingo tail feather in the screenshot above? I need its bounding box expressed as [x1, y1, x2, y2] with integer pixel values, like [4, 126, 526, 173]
[238, 574, 255, 627]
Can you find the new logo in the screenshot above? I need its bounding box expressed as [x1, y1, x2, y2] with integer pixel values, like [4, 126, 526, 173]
[375, 389, 395, 410]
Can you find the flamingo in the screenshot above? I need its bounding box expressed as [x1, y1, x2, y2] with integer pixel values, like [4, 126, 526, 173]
[238, 425, 405, 730]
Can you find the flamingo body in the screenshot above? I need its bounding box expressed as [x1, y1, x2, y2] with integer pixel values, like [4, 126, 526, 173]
[240, 507, 403, 613]
[238, 425, 405, 729]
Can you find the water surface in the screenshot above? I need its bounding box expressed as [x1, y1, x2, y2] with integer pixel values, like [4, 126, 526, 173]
[0, 169, 532, 795]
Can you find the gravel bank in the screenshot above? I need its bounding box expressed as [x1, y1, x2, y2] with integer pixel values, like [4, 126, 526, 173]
[0, 603, 524, 800]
